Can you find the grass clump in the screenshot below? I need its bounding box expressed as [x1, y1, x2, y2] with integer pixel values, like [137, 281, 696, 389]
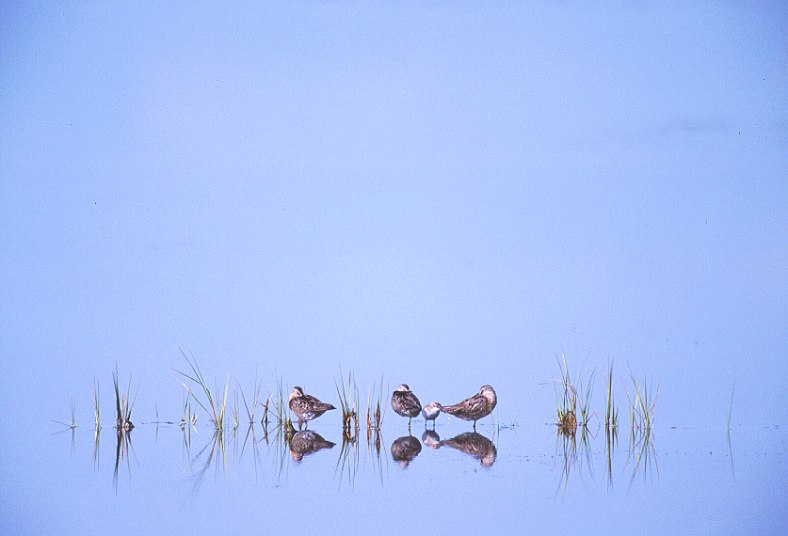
[113, 367, 135, 431]
[554, 351, 578, 432]
[335, 367, 359, 433]
[604, 362, 618, 429]
[176, 350, 229, 432]
[553, 351, 597, 436]
[366, 374, 387, 430]
[625, 365, 659, 435]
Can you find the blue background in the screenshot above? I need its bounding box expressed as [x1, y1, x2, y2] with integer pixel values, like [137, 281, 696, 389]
[1, 1, 785, 429]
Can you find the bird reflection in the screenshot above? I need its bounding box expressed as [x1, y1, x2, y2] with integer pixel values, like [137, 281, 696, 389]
[288, 431, 335, 462]
[421, 429, 441, 449]
[439, 432, 497, 468]
[391, 435, 422, 468]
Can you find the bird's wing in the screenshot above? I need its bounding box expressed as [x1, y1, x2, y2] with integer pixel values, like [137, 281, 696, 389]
[404, 392, 422, 412]
[461, 394, 488, 415]
[306, 394, 335, 411]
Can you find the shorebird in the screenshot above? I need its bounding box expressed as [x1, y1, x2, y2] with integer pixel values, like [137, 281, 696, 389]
[391, 435, 422, 468]
[440, 385, 497, 429]
[391, 384, 422, 429]
[288, 386, 336, 430]
[288, 431, 335, 462]
[439, 431, 497, 468]
[422, 401, 442, 428]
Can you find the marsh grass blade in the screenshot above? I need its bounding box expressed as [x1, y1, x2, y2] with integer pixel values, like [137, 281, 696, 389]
[93, 379, 101, 431]
[53, 398, 78, 430]
[240, 366, 263, 424]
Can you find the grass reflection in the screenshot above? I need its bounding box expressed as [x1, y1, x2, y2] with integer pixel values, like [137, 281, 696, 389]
[190, 431, 227, 492]
[113, 428, 134, 491]
[626, 429, 658, 488]
[335, 428, 360, 488]
[51, 419, 676, 496]
[555, 424, 595, 495]
[605, 425, 618, 489]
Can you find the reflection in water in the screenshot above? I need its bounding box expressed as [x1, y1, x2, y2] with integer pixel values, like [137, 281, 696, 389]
[113, 429, 134, 491]
[93, 429, 101, 471]
[366, 428, 387, 485]
[605, 426, 618, 488]
[421, 430, 441, 449]
[439, 432, 497, 468]
[553, 423, 658, 494]
[57, 419, 668, 494]
[391, 435, 422, 468]
[336, 429, 360, 488]
[627, 430, 658, 487]
[288, 431, 335, 462]
[239, 425, 262, 480]
[190, 431, 227, 492]
[555, 424, 595, 495]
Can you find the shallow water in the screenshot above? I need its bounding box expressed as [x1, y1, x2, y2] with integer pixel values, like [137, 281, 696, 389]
[4, 419, 784, 535]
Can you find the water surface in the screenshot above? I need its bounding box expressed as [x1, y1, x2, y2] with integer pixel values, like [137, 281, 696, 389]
[5, 419, 784, 535]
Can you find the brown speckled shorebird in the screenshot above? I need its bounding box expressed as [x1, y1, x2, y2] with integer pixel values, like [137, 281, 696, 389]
[440, 385, 497, 429]
[391, 384, 422, 429]
[288, 386, 335, 430]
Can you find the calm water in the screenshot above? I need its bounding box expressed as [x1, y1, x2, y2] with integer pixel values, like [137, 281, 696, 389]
[4, 417, 784, 535]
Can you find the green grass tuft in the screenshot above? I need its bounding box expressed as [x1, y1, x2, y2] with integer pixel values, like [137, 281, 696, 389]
[335, 367, 359, 432]
[605, 362, 618, 429]
[175, 350, 228, 432]
[624, 364, 659, 436]
[113, 366, 135, 431]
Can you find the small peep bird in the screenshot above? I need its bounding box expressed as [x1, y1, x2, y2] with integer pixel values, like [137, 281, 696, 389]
[421, 401, 442, 428]
[440, 385, 497, 429]
[391, 384, 422, 429]
[288, 386, 336, 430]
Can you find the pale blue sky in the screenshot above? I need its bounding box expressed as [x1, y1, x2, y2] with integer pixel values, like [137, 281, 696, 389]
[0, 2, 786, 428]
